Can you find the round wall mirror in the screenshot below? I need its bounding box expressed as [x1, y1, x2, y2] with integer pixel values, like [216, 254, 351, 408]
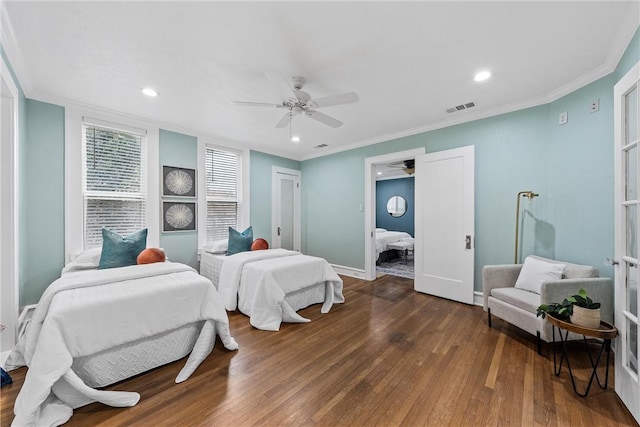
[387, 195, 407, 217]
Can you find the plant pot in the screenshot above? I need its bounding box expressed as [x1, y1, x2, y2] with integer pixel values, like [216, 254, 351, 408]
[570, 305, 601, 329]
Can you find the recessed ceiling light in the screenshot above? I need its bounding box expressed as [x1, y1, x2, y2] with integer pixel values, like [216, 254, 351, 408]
[142, 87, 158, 97]
[291, 136, 300, 143]
[474, 71, 491, 82]
[377, 172, 383, 176]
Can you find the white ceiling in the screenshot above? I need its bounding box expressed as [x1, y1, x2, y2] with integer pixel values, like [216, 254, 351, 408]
[3, 1, 638, 161]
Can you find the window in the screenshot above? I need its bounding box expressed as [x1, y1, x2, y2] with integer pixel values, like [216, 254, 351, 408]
[205, 146, 241, 241]
[82, 120, 147, 248]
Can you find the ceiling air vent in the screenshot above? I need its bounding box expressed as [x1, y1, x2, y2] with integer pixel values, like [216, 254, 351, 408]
[446, 101, 476, 113]
[314, 143, 328, 149]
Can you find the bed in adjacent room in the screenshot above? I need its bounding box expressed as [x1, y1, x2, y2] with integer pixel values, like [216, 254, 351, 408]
[375, 228, 414, 262]
[6, 244, 238, 427]
[200, 244, 344, 331]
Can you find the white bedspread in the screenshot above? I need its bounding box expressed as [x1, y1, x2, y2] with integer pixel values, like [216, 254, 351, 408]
[218, 249, 344, 331]
[5, 262, 238, 427]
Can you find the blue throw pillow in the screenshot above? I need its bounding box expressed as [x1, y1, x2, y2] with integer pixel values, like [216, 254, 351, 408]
[227, 226, 253, 255]
[99, 228, 148, 269]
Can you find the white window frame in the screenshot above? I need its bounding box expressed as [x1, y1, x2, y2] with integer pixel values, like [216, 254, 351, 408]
[197, 138, 250, 247]
[65, 107, 159, 262]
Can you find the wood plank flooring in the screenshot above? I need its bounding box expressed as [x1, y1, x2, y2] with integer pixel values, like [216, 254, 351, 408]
[1, 274, 637, 426]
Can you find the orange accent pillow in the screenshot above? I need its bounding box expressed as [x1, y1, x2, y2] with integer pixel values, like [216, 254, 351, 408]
[251, 238, 269, 251]
[137, 248, 166, 265]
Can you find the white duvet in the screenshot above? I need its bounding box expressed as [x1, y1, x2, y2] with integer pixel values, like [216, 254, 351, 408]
[5, 262, 238, 427]
[218, 249, 344, 331]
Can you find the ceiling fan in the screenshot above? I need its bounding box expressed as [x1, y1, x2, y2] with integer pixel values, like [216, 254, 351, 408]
[387, 159, 415, 175]
[230, 73, 359, 128]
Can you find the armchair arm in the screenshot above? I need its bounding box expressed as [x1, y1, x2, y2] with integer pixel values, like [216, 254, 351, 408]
[482, 264, 523, 310]
[540, 277, 614, 323]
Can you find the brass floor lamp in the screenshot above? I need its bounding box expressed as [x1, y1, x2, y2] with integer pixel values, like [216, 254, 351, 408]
[514, 191, 539, 263]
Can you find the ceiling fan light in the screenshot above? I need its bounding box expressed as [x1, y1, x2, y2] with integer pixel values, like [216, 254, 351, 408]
[473, 70, 491, 82]
[141, 87, 158, 97]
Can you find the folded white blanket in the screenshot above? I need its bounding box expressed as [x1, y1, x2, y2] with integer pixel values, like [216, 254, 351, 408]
[6, 262, 238, 427]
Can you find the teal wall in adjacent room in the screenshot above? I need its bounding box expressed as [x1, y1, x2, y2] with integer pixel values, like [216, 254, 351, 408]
[22, 99, 65, 306]
[249, 150, 300, 243]
[159, 129, 198, 268]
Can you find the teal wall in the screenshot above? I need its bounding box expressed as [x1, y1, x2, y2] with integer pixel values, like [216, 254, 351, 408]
[249, 150, 300, 242]
[22, 100, 65, 305]
[159, 129, 198, 268]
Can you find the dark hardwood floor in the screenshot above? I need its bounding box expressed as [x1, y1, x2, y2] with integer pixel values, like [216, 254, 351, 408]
[1, 274, 637, 426]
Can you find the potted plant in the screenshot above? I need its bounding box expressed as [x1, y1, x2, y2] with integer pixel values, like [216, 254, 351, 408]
[536, 288, 601, 328]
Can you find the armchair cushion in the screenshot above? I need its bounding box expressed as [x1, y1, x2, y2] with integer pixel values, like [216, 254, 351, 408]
[514, 256, 566, 294]
[491, 287, 539, 313]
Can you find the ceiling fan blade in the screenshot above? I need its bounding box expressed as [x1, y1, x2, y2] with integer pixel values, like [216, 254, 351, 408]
[275, 112, 293, 128]
[305, 111, 343, 128]
[311, 92, 359, 109]
[266, 72, 298, 101]
[230, 101, 283, 108]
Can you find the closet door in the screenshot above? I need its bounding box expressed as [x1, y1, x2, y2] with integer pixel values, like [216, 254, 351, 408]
[272, 167, 301, 251]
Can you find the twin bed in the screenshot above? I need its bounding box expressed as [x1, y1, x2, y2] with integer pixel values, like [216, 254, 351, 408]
[200, 248, 344, 331]
[7, 244, 344, 426]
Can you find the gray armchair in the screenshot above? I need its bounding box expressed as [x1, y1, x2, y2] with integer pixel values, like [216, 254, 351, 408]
[483, 255, 613, 354]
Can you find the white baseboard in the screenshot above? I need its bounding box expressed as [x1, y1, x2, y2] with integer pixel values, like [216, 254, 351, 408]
[331, 264, 367, 280]
[474, 291, 483, 307]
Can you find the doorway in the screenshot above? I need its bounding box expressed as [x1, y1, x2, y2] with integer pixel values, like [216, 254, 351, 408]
[365, 148, 425, 280]
[375, 166, 416, 279]
[271, 167, 301, 251]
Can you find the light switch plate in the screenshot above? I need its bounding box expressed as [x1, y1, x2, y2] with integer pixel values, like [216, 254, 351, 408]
[559, 111, 568, 125]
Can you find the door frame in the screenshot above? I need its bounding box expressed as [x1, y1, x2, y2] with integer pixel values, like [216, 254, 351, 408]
[271, 166, 301, 251]
[1, 56, 20, 361]
[364, 148, 425, 280]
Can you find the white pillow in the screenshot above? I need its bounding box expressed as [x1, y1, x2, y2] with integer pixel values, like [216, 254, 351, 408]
[514, 256, 566, 294]
[62, 247, 102, 275]
[202, 239, 228, 254]
[376, 228, 387, 233]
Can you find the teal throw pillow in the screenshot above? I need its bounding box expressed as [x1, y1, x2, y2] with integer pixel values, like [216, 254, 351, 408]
[99, 228, 148, 269]
[227, 226, 253, 255]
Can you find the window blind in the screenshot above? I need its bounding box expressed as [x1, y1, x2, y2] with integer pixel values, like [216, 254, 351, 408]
[83, 123, 147, 248]
[205, 147, 241, 241]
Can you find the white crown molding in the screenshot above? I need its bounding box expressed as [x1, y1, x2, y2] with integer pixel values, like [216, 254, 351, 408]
[299, 94, 551, 161]
[28, 88, 301, 162]
[0, 4, 32, 94]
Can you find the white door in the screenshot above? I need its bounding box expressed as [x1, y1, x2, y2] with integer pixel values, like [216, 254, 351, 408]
[272, 167, 301, 251]
[614, 61, 640, 424]
[414, 146, 474, 304]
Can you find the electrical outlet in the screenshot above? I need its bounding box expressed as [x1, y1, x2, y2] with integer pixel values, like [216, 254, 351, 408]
[590, 99, 600, 113]
[559, 111, 568, 125]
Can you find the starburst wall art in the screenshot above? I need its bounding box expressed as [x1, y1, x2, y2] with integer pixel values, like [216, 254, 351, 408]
[162, 166, 196, 197]
[162, 201, 196, 232]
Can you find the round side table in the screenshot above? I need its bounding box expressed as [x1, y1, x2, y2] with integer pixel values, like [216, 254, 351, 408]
[546, 315, 617, 397]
